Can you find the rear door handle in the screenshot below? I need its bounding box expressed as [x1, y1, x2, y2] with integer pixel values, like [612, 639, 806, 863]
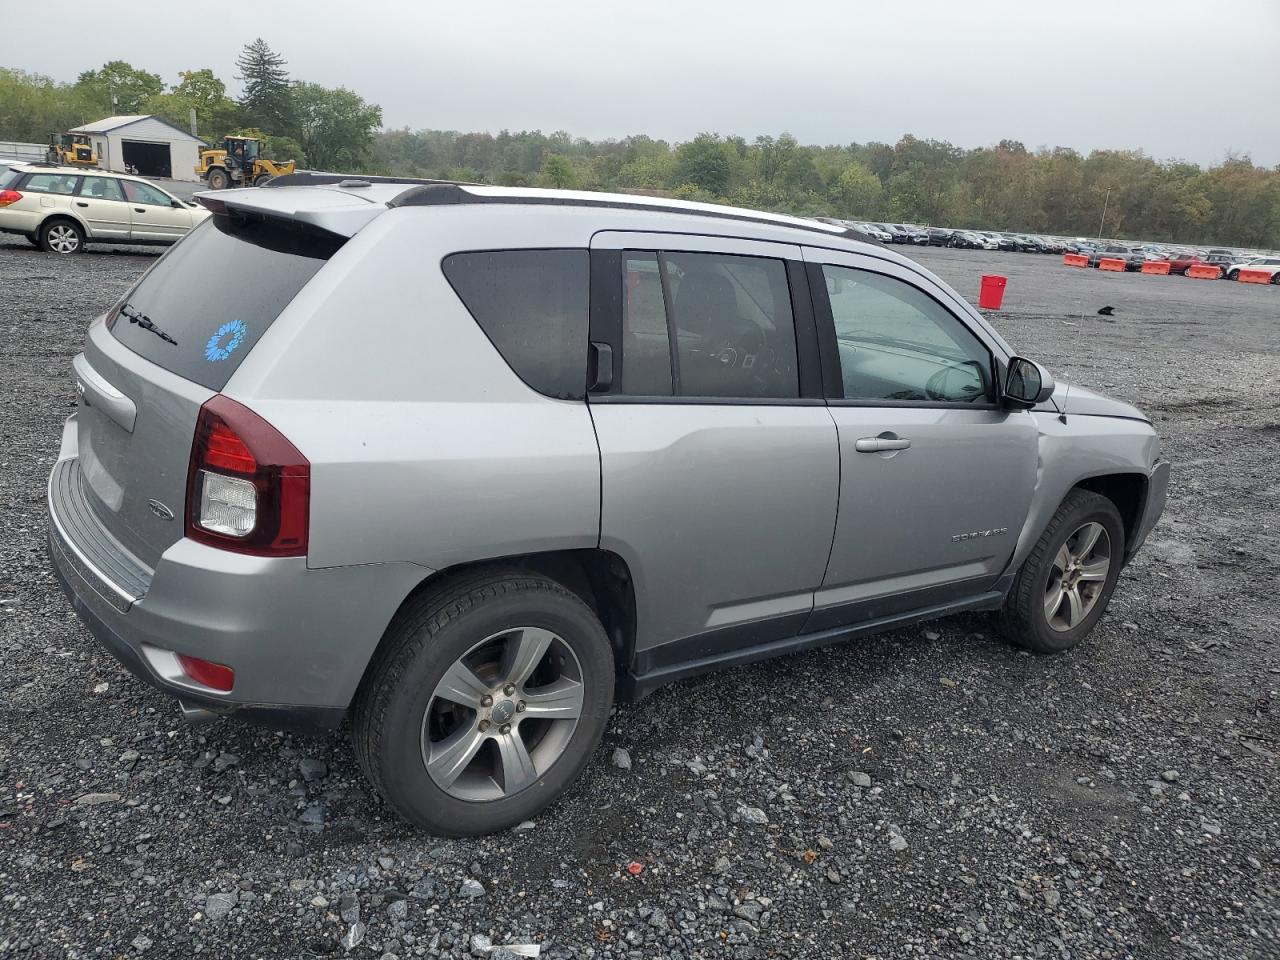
[855, 437, 911, 453]
[76, 201, 89, 207]
[134, 208, 146, 213]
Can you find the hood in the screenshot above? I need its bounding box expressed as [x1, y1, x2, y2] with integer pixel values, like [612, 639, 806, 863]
[1043, 382, 1149, 422]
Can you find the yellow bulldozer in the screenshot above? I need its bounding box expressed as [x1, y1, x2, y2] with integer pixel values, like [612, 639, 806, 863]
[47, 133, 99, 167]
[195, 136, 296, 189]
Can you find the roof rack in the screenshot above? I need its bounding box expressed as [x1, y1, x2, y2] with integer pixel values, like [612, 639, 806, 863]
[385, 183, 869, 242]
[262, 171, 468, 189]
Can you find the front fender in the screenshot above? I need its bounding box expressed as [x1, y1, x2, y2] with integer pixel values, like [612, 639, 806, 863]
[1007, 412, 1160, 573]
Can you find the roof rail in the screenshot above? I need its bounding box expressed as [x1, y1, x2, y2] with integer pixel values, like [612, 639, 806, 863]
[386, 183, 870, 241]
[262, 171, 468, 189]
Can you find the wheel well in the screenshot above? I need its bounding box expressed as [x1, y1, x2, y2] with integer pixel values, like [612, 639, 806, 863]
[1074, 473, 1147, 549]
[369, 549, 637, 693]
[41, 214, 82, 233]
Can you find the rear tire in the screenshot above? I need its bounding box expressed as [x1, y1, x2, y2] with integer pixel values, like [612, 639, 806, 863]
[352, 569, 614, 836]
[999, 490, 1125, 654]
[39, 219, 83, 254]
[1227, 269, 1240, 281]
[207, 168, 230, 190]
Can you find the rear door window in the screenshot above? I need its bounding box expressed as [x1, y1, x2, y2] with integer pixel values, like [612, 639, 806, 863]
[108, 215, 342, 391]
[78, 176, 125, 202]
[443, 249, 589, 400]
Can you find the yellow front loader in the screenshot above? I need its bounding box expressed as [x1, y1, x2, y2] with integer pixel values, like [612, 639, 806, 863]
[195, 136, 296, 189]
[46, 133, 99, 167]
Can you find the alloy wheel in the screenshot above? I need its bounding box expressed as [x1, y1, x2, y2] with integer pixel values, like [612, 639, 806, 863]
[421, 627, 584, 801]
[47, 224, 80, 253]
[1043, 522, 1111, 632]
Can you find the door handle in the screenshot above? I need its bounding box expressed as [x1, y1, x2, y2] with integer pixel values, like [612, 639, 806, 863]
[855, 437, 911, 453]
[76, 201, 89, 207]
[134, 208, 146, 213]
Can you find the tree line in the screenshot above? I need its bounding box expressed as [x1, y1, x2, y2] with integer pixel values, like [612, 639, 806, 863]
[372, 131, 1280, 248]
[3, 47, 1277, 248]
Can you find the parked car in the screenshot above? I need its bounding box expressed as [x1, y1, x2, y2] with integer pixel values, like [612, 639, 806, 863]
[47, 178, 1169, 835]
[901, 224, 929, 245]
[926, 226, 953, 246]
[1165, 252, 1219, 277]
[1011, 235, 1042, 253]
[1201, 251, 1237, 276]
[971, 232, 1001, 250]
[1225, 256, 1280, 282]
[856, 222, 893, 243]
[1087, 244, 1144, 270]
[0, 162, 208, 253]
[873, 222, 910, 243]
[949, 230, 985, 249]
[1037, 237, 1066, 254]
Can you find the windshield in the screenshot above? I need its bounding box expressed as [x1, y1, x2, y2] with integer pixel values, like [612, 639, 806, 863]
[107, 215, 342, 390]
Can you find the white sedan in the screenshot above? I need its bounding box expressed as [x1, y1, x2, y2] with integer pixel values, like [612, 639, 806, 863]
[1225, 257, 1280, 282]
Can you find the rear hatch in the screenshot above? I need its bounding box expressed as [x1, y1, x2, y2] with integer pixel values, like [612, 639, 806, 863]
[74, 211, 344, 570]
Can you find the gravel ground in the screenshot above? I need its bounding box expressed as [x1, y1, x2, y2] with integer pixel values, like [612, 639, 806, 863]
[1, 239, 1277, 960]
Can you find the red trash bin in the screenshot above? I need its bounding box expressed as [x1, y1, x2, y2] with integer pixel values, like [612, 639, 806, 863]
[978, 274, 1006, 310]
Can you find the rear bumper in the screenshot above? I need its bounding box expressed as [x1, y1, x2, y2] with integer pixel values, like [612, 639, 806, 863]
[1127, 460, 1170, 562]
[47, 417, 428, 731]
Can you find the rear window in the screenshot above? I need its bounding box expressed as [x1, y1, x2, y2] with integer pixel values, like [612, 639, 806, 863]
[442, 249, 589, 400]
[108, 215, 341, 391]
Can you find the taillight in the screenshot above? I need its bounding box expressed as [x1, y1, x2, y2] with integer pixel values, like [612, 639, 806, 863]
[185, 395, 309, 556]
[177, 654, 235, 692]
[0, 190, 22, 208]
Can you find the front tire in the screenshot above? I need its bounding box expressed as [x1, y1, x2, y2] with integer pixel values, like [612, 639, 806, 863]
[352, 570, 614, 835]
[39, 219, 83, 254]
[999, 490, 1125, 654]
[1227, 269, 1240, 281]
[207, 168, 230, 190]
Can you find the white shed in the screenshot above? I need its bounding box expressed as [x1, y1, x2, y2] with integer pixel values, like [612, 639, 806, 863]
[70, 115, 207, 182]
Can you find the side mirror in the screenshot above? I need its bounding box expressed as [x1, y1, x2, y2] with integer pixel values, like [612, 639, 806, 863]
[1004, 357, 1055, 408]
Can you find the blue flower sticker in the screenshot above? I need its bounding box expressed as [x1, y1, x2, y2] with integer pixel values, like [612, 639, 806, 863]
[205, 319, 247, 362]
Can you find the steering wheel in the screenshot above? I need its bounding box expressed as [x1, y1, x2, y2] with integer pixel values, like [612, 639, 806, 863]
[925, 360, 986, 402]
[710, 323, 767, 371]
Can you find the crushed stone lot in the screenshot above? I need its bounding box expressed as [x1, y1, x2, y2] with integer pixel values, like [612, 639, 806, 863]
[1, 238, 1277, 959]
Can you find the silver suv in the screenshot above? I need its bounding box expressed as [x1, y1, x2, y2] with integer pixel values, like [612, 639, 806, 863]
[47, 177, 1169, 835]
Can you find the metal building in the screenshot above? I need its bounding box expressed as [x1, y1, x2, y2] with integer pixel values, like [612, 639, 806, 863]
[70, 116, 207, 182]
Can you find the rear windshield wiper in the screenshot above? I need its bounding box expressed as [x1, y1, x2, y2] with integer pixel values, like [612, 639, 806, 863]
[119, 303, 177, 346]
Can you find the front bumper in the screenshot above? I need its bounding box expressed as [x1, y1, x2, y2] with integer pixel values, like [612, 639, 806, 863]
[47, 416, 427, 731]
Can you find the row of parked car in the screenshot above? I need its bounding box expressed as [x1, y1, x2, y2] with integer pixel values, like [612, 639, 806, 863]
[832, 219, 1280, 282]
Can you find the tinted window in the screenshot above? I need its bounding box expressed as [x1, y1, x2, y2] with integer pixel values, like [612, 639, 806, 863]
[823, 265, 992, 404]
[21, 173, 80, 195]
[443, 250, 589, 400]
[0, 165, 19, 188]
[122, 180, 172, 206]
[108, 216, 341, 391]
[618, 250, 798, 400]
[79, 176, 125, 202]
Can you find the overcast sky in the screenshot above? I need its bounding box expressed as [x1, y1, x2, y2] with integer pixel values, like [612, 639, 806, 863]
[11, 0, 1278, 166]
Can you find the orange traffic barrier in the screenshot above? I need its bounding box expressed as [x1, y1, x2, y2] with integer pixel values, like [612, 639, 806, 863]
[1186, 264, 1221, 279]
[1063, 253, 1088, 267]
[1237, 268, 1271, 284]
[1141, 261, 1171, 275]
[1098, 258, 1127, 272]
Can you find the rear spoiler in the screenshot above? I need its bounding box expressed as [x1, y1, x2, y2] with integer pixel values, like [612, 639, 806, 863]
[194, 190, 382, 238]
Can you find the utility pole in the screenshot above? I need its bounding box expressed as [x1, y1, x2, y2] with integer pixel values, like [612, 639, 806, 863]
[1096, 186, 1111, 239]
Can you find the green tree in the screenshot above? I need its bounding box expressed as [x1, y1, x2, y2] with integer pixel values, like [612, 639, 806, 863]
[539, 154, 577, 189]
[674, 134, 733, 195]
[236, 39, 293, 134]
[0, 68, 98, 142]
[291, 82, 382, 171]
[832, 162, 884, 219]
[145, 69, 241, 141]
[74, 61, 163, 114]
